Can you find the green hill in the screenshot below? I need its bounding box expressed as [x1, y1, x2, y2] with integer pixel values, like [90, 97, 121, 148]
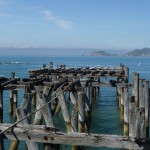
[91, 51, 112, 56]
[126, 48, 150, 56]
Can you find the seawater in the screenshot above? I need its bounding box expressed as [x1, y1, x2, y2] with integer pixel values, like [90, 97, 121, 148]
[0, 56, 150, 150]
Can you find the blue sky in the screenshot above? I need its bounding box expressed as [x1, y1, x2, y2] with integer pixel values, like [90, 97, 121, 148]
[0, 0, 150, 53]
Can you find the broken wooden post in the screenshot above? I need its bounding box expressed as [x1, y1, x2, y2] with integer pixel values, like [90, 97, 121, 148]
[135, 108, 145, 138]
[124, 85, 129, 136]
[124, 66, 129, 83]
[140, 108, 145, 138]
[33, 87, 43, 125]
[120, 87, 124, 121]
[0, 87, 3, 123]
[9, 140, 19, 150]
[51, 97, 58, 116]
[117, 86, 121, 108]
[39, 94, 54, 127]
[54, 99, 61, 116]
[143, 80, 149, 138]
[13, 90, 18, 120]
[0, 86, 4, 150]
[129, 96, 135, 137]
[86, 82, 92, 127]
[32, 91, 36, 107]
[92, 86, 97, 101]
[56, 88, 71, 132]
[139, 79, 145, 108]
[49, 62, 53, 69]
[70, 91, 78, 150]
[9, 90, 14, 115]
[9, 72, 15, 115]
[135, 108, 141, 138]
[132, 72, 139, 108]
[21, 93, 32, 123]
[70, 91, 78, 132]
[51, 73, 57, 81]
[78, 91, 85, 133]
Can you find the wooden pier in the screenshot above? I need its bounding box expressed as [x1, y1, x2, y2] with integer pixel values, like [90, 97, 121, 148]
[0, 62, 150, 150]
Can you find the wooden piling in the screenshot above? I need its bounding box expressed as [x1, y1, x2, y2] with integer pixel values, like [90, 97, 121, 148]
[49, 62, 53, 69]
[51, 97, 58, 116]
[70, 92, 78, 131]
[13, 90, 18, 120]
[69, 91, 78, 150]
[56, 88, 72, 132]
[124, 85, 129, 136]
[117, 86, 122, 109]
[0, 87, 3, 123]
[38, 94, 54, 127]
[51, 73, 57, 81]
[129, 96, 135, 137]
[54, 101, 61, 116]
[135, 108, 141, 138]
[32, 91, 36, 107]
[0, 86, 4, 150]
[143, 80, 149, 138]
[124, 66, 129, 83]
[140, 108, 145, 138]
[78, 91, 85, 133]
[120, 87, 124, 121]
[132, 72, 139, 108]
[21, 93, 32, 123]
[139, 79, 145, 108]
[9, 140, 19, 150]
[33, 92, 43, 125]
[86, 83, 92, 126]
[9, 90, 14, 115]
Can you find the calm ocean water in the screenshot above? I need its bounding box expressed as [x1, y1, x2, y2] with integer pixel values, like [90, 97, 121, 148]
[0, 56, 150, 150]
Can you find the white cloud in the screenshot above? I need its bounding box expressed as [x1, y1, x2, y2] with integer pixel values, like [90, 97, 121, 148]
[42, 10, 73, 30]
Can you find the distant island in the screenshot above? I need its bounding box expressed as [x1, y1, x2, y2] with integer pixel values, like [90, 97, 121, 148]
[91, 50, 117, 56]
[91, 48, 150, 57]
[125, 47, 150, 56]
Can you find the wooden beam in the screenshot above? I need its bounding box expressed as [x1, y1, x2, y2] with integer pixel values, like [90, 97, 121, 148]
[1, 78, 20, 87]
[0, 124, 146, 150]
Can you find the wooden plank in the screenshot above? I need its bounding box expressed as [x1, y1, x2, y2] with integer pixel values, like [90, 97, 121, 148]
[91, 82, 113, 87]
[0, 124, 145, 150]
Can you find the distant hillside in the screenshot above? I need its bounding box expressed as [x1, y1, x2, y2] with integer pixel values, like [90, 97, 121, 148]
[126, 48, 150, 56]
[91, 51, 114, 56]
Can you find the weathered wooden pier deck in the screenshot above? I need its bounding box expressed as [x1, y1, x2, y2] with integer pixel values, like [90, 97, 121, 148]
[0, 62, 150, 150]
